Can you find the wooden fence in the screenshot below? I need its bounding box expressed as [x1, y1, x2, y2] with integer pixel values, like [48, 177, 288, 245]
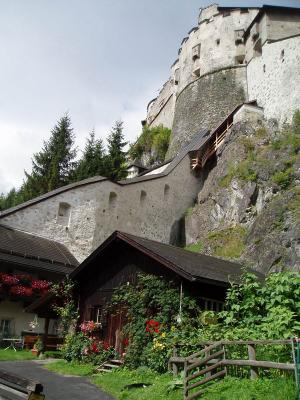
[168, 339, 296, 400]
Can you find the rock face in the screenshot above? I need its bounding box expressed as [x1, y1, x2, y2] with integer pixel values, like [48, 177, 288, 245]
[185, 117, 300, 273]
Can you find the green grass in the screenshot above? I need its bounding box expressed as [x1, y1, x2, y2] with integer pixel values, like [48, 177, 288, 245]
[91, 368, 182, 400]
[207, 225, 247, 259]
[201, 377, 297, 400]
[0, 349, 35, 361]
[185, 241, 203, 253]
[45, 360, 94, 376]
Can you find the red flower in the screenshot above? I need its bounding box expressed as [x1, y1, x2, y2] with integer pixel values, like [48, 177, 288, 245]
[32, 280, 50, 290]
[91, 342, 99, 353]
[10, 285, 33, 297]
[146, 319, 160, 334]
[123, 338, 129, 347]
[2, 274, 19, 285]
[102, 340, 110, 350]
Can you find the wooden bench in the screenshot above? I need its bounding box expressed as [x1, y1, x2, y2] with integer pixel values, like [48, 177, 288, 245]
[23, 335, 63, 351]
[0, 368, 45, 399]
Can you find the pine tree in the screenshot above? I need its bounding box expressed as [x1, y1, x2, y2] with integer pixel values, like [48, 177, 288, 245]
[106, 120, 128, 181]
[24, 113, 77, 196]
[73, 130, 107, 181]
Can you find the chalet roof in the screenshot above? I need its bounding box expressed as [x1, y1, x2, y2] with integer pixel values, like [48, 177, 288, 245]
[0, 224, 78, 273]
[70, 231, 263, 286]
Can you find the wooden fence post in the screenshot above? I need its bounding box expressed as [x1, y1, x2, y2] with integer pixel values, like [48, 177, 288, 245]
[172, 346, 178, 377]
[248, 344, 259, 379]
[183, 360, 188, 400]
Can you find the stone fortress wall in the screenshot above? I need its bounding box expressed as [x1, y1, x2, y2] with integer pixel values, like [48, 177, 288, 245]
[147, 4, 300, 157]
[0, 156, 203, 262]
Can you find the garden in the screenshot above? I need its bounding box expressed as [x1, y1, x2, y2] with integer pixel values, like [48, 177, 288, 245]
[38, 272, 300, 399]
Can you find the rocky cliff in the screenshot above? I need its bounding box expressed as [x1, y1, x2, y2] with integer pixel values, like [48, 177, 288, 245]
[185, 113, 300, 274]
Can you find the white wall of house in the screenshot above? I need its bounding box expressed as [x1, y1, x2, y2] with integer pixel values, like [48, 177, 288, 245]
[0, 300, 56, 337]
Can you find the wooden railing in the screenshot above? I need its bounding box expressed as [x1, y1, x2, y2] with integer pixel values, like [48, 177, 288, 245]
[0, 369, 45, 399]
[169, 339, 296, 400]
[191, 122, 233, 170]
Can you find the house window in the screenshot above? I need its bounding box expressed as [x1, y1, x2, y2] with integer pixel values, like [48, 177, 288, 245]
[0, 319, 12, 337]
[90, 305, 107, 326]
[57, 202, 71, 226]
[109, 192, 117, 210]
[200, 297, 224, 312]
[140, 190, 147, 205]
[192, 44, 201, 61]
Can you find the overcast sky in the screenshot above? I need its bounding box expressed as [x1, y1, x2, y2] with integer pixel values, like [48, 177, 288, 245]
[0, 0, 298, 193]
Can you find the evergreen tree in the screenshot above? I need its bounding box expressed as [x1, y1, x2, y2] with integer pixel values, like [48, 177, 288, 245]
[73, 130, 107, 181]
[24, 113, 77, 196]
[106, 120, 128, 181]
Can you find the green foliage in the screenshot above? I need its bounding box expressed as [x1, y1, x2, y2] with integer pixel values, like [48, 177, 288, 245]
[51, 278, 79, 337]
[213, 272, 300, 340]
[44, 350, 62, 359]
[106, 120, 128, 181]
[219, 160, 257, 188]
[110, 274, 200, 372]
[272, 167, 294, 189]
[202, 377, 297, 400]
[207, 225, 247, 259]
[185, 241, 203, 253]
[73, 130, 108, 181]
[129, 125, 171, 164]
[62, 332, 91, 362]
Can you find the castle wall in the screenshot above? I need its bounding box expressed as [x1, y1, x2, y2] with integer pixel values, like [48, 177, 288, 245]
[146, 6, 258, 133]
[247, 35, 300, 124]
[1, 156, 202, 262]
[168, 66, 247, 157]
[147, 79, 174, 128]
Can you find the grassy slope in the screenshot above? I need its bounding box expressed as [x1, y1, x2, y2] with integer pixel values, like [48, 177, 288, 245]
[44, 362, 297, 400]
[45, 360, 94, 376]
[202, 377, 298, 400]
[0, 349, 35, 361]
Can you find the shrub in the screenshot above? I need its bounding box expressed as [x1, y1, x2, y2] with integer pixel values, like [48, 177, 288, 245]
[44, 350, 63, 359]
[272, 167, 293, 189]
[129, 125, 171, 164]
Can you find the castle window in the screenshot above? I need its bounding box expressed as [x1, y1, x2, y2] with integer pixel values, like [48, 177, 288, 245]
[280, 49, 285, 61]
[216, 39, 220, 46]
[234, 29, 244, 45]
[174, 68, 180, 85]
[164, 184, 170, 199]
[253, 39, 262, 57]
[140, 190, 147, 205]
[109, 192, 117, 210]
[192, 44, 201, 61]
[263, 64, 266, 73]
[57, 202, 71, 226]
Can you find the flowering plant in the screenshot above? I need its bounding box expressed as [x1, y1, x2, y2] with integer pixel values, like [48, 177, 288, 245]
[80, 320, 102, 334]
[146, 319, 160, 334]
[0, 272, 51, 299]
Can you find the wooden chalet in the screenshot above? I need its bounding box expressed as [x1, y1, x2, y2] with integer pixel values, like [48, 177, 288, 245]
[0, 223, 78, 338]
[29, 230, 262, 353]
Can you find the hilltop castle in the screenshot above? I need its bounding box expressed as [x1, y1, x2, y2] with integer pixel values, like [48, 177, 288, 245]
[0, 4, 299, 264]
